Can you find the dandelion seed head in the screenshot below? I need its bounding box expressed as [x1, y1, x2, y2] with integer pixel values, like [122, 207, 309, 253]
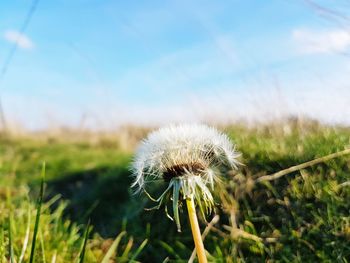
[132, 124, 239, 192]
[131, 124, 240, 231]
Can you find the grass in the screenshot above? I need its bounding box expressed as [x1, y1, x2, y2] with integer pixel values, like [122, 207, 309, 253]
[0, 185, 147, 262]
[0, 118, 349, 262]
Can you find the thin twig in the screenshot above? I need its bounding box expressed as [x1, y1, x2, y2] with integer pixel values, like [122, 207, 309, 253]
[257, 148, 350, 183]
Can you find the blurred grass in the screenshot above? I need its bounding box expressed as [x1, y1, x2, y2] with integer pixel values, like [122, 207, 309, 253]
[0, 118, 349, 262]
[0, 186, 146, 262]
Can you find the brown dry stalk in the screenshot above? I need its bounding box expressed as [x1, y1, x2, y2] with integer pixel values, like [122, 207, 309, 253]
[222, 225, 262, 243]
[256, 148, 350, 183]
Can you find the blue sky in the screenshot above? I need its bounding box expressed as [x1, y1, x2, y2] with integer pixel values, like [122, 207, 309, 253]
[1, 0, 350, 129]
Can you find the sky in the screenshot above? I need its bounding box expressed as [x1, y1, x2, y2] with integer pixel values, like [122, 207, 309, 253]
[0, 0, 350, 130]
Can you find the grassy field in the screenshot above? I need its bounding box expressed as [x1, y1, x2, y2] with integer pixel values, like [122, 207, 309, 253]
[0, 119, 349, 262]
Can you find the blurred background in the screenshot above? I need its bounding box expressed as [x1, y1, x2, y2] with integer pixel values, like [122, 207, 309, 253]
[1, 0, 350, 131]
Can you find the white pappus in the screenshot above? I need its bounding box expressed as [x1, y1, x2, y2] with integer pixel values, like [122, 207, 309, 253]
[131, 124, 240, 231]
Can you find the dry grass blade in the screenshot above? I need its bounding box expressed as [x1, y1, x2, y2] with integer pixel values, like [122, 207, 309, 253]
[18, 207, 31, 263]
[338, 181, 350, 188]
[223, 226, 262, 243]
[78, 219, 91, 263]
[51, 251, 57, 263]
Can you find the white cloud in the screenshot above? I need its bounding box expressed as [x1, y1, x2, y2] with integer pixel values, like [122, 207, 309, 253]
[292, 28, 350, 54]
[3, 30, 34, 50]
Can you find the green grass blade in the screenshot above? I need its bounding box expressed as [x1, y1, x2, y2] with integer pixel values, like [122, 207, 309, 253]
[81, 200, 99, 222]
[120, 237, 133, 259]
[78, 220, 90, 263]
[29, 162, 46, 263]
[8, 215, 14, 263]
[128, 239, 148, 262]
[6, 188, 14, 263]
[101, 231, 126, 263]
[158, 241, 181, 260]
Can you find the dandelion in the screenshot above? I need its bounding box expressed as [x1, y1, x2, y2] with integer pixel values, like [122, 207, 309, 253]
[131, 124, 240, 263]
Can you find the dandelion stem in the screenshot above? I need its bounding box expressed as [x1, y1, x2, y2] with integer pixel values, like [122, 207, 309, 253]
[186, 197, 207, 263]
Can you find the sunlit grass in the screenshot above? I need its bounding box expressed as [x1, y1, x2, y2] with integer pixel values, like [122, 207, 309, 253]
[0, 176, 146, 262]
[0, 119, 349, 262]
